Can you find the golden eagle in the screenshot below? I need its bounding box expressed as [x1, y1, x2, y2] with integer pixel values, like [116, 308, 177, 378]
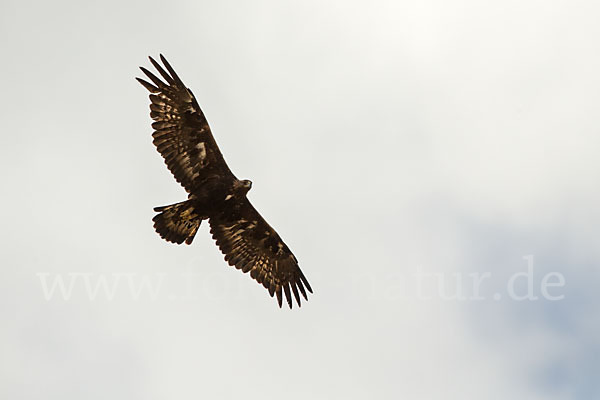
[137, 55, 311, 308]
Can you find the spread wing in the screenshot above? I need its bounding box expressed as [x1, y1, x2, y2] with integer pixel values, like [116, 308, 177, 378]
[209, 199, 312, 308]
[137, 54, 235, 193]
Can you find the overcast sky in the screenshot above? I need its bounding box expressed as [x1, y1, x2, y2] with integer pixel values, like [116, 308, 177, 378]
[1, 0, 599, 399]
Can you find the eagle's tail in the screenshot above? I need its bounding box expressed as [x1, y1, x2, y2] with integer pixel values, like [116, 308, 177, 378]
[152, 200, 202, 245]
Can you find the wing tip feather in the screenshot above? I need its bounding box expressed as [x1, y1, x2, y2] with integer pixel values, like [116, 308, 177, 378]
[276, 286, 283, 308]
[283, 284, 293, 309]
[136, 77, 158, 92]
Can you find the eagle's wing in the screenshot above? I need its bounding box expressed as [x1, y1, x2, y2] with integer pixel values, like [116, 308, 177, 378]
[137, 55, 235, 193]
[209, 198, 312, 308]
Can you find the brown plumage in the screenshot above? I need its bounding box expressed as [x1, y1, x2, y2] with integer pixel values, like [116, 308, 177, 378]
[137, 54, 312, 308]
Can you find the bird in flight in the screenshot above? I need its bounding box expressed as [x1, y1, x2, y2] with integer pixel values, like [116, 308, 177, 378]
[137, 55, 312, 308]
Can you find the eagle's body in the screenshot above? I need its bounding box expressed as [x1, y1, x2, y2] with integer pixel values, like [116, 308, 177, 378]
[137, 55, 311, 308]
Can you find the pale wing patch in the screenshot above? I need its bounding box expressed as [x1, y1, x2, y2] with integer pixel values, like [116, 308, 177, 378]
[196, 142, 207, 166]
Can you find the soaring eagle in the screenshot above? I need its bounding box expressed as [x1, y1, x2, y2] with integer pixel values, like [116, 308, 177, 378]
[136, 55, 311, 308]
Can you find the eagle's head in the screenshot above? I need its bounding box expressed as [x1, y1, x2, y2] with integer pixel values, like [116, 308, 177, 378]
[234, 179, 252, 195]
